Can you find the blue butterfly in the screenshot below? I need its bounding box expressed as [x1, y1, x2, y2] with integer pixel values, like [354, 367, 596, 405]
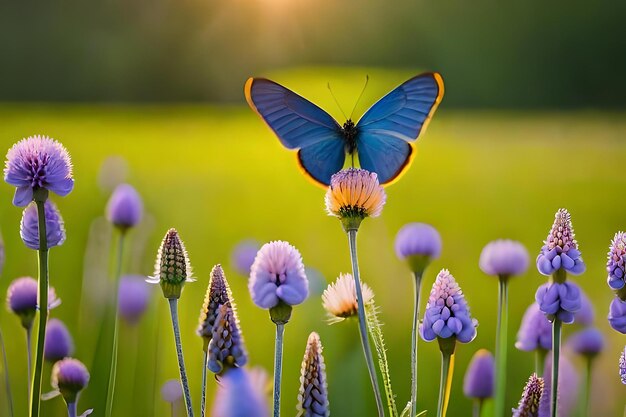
[245, 73, 444, 186]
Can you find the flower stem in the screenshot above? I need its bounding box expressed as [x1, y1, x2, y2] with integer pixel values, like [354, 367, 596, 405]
[105, 232, 126, 417]
[168, 299, 194, 417]
[26, 327, 32, 400]
[436, 350, 455, 417]
[30, 198, 49, 417]
[581, 356, 592, 417]
[273, 322, 285, 417]
[410, 270, 423, 417]
[67, 402, 77, 417]
[550, 319, 561, 417]
[200, 350, 208, 417]
[494, 277, 509, 417]
[535, 349, 546, 376]
[347, 229, 385, 417]
[0, 327, 14, 417]
[472, 399, 483, 417]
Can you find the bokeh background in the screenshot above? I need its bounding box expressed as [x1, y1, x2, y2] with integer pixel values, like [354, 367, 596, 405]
[0, 1, 625, 416]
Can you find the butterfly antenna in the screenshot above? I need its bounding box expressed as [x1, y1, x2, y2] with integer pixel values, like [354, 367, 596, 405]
[350, 75, 369, 120]
[327, 82, 348, 120]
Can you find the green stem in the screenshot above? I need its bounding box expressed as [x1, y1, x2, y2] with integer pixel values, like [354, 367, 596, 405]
[0, 327, 14, 417]
[437, 350, 455, 417]
[30, 198, 49, 417]
[200, 350, 208, 417]
[581, 356, 592, 417]
[550, 319, 561, 417]
[472, 399, 483, 417]
[26, 327, 32, 400]
[410, 271, 423, 417]
[535, 349, 547, 376]
[494, 277, 509, 417]
[347, 229, 385, 417]
[169, 299, 194, 417]
[105, 232, 126, 417]
[273, 323, 285, 417]
[67, 402, 77, 417]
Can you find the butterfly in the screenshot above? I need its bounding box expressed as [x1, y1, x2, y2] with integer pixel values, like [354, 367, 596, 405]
[245, 73, 444, 187]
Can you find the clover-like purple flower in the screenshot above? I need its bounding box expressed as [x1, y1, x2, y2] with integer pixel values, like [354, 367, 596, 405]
[4, 135, 74, 207]
[479, 239, 529, 277]
[51, 357, 90, 404]
[535, 281, 581, 324]
[231, 240, 260, 276]
[211, 367, 269, 417]
[6, 276, 61, 328]
[463, 349, 494, 399]
[536, 209, 585, 276]
[106, 183, 143, 230]
[608, 296, 626, 334]
[394, 222, 442, 261]
[118, 275, 151, 325]
[566, 327, 604, 357]
[20, 200, 66, 250]
[421, 269, 477, 343]
[607, 231, 626, 290]
[248, 240, 308, 309]
[44, 318, 74, 363]
[515, 303, 552, 352]
[619, 346, 626, 385]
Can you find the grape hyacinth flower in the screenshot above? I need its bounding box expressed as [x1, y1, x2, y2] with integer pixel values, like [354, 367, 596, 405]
[619, 346, 626, 385]
[117, 275, 151, 325]
[324, 168, 386, 417]
[535, 282, 581, 324]
[515, 303, 552, 375]
[51, 358, 91, 417]
[536, 209, 585, 277]
[106, 183, 143, 231]
[20, 200, 66, 250]
[538, 355, 579, 417]
[567, 327, 604, 415]
[212, 368, 270, 417]
[44, 319, 74, 363]
[207, 304, 247, 374]
[463, 349, 494, 417]
[607, 231, 626, 291]
[296, 332, 329, 417]
[321, 273, 374, 322]
[608, 296, 626, 333]
[395, 222, 442, 416]
[512, 374, 544, 417]
[231, 239, 260, 276]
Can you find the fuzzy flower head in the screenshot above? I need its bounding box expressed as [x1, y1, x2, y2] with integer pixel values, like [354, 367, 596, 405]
[620, 346, 626, 385]
[567, 327, 604, 358]
[118, 275, 151, 325]
[20, 200, 66, 250]
[608, 296, 626, 334]
[106, 183, 143, 230]
[212, 367, 270, 417]
[231, 240, 260, 276]
[198, 264, 234, 346]
[421, 269, 477, 344]
[535, 281, 581, 324]
[207, 304, 247, 375]
[321, 273, 374, 323]
[147, 228, 194, 299]
[4, 135, 74, 206]
[607, 231, 626, 290]
[297, 332, 329, 417]
[394, 223, 442, 273]
[6, 277, 61, 329]
[51, 358, 89, 404]
[249, 240, 308, 310]
[512, 373, 544, 417]
[324, 168, 386, 230]
[536, 209, 585, 276]
[515, 303, 552, 352]
[45, 318, 74, 363]
[479, 239, 529, 277]
[463, 349, 494, 400]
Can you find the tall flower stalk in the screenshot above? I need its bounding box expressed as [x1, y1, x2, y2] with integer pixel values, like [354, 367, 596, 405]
[0, 327, 14, 417]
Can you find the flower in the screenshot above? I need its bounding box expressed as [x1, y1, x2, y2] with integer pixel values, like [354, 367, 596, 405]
[566, 327, 604, 357]
[421, 269, 477, 343]
[248, 240, 308, 309]
[160, 379, 183, 404]
[198, 264, 235, 346]
[321, 273, 374, 322]
[619, 346, 626, 385]
[538, 355, 579, 417]
[479, 239, 529, 277]
[231, 240, 260, 276]
[324, 168, 386, 230]
[536, 209, 585, 276]
[207, 304, 247, 374]
[212, 367, 270, 417]
[6, 277, 61, 329]
[463, 349, 494, 399]
[297, 332, 329, 417]
[512, 373, 544, 417]
[515, 303, 552, 352]
[44, 318, 74, 363]
[4, 135, 74, 206]
[607, 231, 626, 290]
[535, 282, 581, 324]
[394, 223, 442, 272]
[20, 200, 66, 250]
[51, 358, 90, 404]
[608, 296, 626, 334]
[147, 228, 194, 299]
[118, 275, 151, 325]
[105, 183, 143, 230]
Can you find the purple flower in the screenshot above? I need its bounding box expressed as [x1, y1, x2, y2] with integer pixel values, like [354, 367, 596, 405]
[536, 209, 585, 276]
[160, 379, 183, 404]
[20, 200, 66, 250]
[44, 318, 74, 363]
[479, 239, 529, 277]
[4, 135, 74, 207]
[421, 269, 477, 343]
[566, 327, 604, 357]
[394, 223, 442, 272]
[463, 349, 494, 399]
[608, 296, 626, 334]
[198, 265, 234, 346]
[619, 346, 626, 385]
[6, 277, 61, 328]
[118, 275, 151, 325]
[51, 358, 90, 403]
[512, 373, 544, 417]
[297, 332, 329, 417]
[147, 228, 194, 299]
[207, 304, 247, 374]
[535, 282, 581, 324]
[248, 240, 308, 309]
[538, 355, 579, 417]
[212, 367, 269, 417]
[106, 183, 143, 230]
[516, 303, 552, 352]
[607, 231, 626, 290]
[231, 240, 260, 276]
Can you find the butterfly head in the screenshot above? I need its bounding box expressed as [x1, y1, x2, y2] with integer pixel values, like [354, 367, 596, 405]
[342, 119, 358, 155]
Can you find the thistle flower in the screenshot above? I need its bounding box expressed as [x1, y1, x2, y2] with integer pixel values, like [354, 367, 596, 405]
[231, 240, 260, 276]
[607, 231, 626, 290]
[248, 240, 308, 310]
[421, 269, 477, 343]
[538, 355, 579, 417]
[324, 168, 386, 230]
[535, 281, 581, 324]
[394, 222, 442, 272]
[536, 209, 585, 276]
[4, 135, 74, 206]
[117, 275, 151, 325]
[212, 367, 270, 417]
[619, 346, 626, 385]
[566, 327, 604, 358]
[161, 379, 183, 404]
[479, 239, 529, 277]
[20, 200, 66, 250]
[198, 264, 234, 345]
[321, 273, 374, 322]
[105, 183, 143, 230]
[512, 374, 544, 417]
[51, 358, 90, 404]
[207, 304, 247, 374]
[147, 228, 194, 299]
[44, 318, 74, 363]
[297, 332, 329, 417]
[515, 303, 552, 352]
[6, 276, 61, 329]
[463, 349, 494, 400]
[608, 296, 626, 334]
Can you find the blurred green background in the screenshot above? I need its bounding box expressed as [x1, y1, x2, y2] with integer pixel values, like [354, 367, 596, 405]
[0, 0, 625, 416]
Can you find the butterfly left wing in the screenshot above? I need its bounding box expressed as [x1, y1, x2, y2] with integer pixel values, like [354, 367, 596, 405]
[355, 73, 444, 184]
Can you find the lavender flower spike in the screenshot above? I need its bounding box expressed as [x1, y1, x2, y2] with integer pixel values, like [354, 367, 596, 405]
[106, 183, 143, 230]
[297, 332, 329, 417]
[536, 208, 585, 276]
[212, 367, 270, 417]
[512, 374, 544, 417]
[479, 239, 529, 277]
[463, 349, 494, 399]
[567, 327, 604, 358]
[51, 358, 90, 404]
[535, 281, 581, 324]
[515, 303, 552, 352]
[117, 275, 151, 325]
[607, 231, 626, 290]
[20, 200, 66, 250]
[4, 135, 74, 206]
[207, 304, 247, 374]
[6, 277, 61, 329]
[44, 319, 74, 363]
[198, 264, 235, 346]
[619, 346, 626, 385]
[146, 228, 194, 299]
[608, 296, 626, 333]
[421, 269, 477, 343]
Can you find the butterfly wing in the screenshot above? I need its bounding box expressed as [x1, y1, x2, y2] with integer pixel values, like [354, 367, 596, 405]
[355, 73, 444, 184]
[245, 78, 346, 186]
